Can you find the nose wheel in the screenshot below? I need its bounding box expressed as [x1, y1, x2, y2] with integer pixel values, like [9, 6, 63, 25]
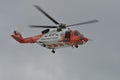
[52, 49, 55, 53]
[75, 45, 78, 48]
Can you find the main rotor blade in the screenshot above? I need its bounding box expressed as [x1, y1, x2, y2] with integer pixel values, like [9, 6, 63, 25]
[67, 19, 99, 27]
[34, 5, 59, 25]
[29, 25, 57, 28]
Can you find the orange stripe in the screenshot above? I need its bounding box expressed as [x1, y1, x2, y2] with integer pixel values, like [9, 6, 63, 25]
[53, 44, 58, 47]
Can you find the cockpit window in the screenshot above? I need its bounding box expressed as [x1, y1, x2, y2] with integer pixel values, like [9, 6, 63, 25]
[74, 31, 79, 36]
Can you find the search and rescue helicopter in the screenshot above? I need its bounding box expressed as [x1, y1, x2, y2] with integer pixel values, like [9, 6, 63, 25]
[11, 5, 98, 53]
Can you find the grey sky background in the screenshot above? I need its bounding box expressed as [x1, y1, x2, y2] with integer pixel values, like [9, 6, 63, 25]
[0, 0, 120, 80]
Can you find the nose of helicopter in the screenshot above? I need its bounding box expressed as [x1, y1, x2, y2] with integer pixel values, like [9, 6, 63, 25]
[80, 34, 88, 43]
[82, 37, 88, 43]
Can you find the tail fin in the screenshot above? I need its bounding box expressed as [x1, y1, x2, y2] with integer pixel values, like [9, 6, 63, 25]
[11, 31, 24, 43]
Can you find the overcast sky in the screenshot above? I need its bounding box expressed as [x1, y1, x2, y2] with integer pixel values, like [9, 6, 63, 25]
[0, 0, 120, 80]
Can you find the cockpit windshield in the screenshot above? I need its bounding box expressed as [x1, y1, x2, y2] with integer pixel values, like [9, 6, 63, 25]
[74, 31, 79, 36]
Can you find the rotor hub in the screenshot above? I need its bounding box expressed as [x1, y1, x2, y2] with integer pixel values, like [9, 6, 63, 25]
[58, 23, 66, 29]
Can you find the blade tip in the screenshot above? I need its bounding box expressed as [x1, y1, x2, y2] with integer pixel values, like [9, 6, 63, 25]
[94, 19, 99, 22]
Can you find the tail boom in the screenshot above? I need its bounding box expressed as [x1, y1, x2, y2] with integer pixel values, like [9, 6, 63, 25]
[11, 31, 42, 43]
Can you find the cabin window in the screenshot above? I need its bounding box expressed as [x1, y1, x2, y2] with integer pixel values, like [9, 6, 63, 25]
[56, 34, 58, 36]
[74, 31, 79, 36]
[44, 35, 47, 37]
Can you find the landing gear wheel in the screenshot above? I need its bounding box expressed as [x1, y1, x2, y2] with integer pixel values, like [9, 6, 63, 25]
[14, 30, 17, 34]
[52, 49, 55, 53]
[75, 45, 78, 48]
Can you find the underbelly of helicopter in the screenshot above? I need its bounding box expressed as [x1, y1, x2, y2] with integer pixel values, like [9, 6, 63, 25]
[37, 41, 71, 49]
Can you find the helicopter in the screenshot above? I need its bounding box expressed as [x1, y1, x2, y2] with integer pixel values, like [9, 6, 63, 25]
[11, 5, 98, 53]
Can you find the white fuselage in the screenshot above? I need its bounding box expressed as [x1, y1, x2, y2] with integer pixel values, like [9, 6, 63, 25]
[36, 28, 71, 49]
